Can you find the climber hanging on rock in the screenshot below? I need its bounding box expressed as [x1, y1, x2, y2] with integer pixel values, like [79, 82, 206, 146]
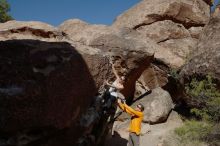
[104, 61, 127, 134]
[104, 59, 147, 145]
[77, 62, 126, 146]
[104, 59, 127, 107]
[105, 62, 125, 100]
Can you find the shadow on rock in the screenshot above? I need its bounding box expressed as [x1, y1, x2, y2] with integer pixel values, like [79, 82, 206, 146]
[0, 39, 97, 146]
[104, 131, 128, 146]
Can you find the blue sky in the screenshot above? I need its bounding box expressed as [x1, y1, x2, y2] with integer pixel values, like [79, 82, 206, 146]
[7, 0, 140, 26]
[8, 0, 219, 26]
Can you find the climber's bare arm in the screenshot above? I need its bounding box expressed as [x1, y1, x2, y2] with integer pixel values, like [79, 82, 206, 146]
[112, 64, 120, 80]
[105, 80, 124, 90]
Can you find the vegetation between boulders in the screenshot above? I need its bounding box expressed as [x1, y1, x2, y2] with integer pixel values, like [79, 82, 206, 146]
[175, 75, 220, 145]
[0, 0, 13, 23]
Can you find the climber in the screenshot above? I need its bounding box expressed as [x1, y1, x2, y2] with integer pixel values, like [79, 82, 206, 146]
[105, 63, 125, 96]
[105, 62, 126, 105]
[104, 62, 126, 135]
[117, 99, 144, 146]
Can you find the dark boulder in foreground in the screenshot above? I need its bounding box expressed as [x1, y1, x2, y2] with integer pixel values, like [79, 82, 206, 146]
[0, 21, 154, 145]
[0, 40, 97, 145]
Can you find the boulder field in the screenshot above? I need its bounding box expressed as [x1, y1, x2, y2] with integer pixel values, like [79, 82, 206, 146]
[0, 0, 218, 146]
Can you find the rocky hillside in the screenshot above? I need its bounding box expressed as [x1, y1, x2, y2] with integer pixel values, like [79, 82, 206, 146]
[181, 4, 220, 83]
[0, 20, 154, 146]
[113, 0, 210, 69]
[112, 0, 213, 101]
[0, 0, 217, 146]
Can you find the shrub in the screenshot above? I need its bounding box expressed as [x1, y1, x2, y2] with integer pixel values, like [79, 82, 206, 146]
[175, 120, 212, 144]
[169, 69, 179, 80]
[176, 75, 220, 145]
[185, 75, 220, 122]
[0, 0, 13, 22]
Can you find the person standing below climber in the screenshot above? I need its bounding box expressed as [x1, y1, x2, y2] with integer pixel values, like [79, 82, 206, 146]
[117, 99, 144, 146]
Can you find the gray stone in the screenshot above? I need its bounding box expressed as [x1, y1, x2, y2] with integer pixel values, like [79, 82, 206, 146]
[181, 8, 220, 83]
[137, 87, 174, 123]
[136, 20, 190, 43]
[112, 0, 210, 69]
[113, 0, 210, 29]
[0, 20, 155, 146]
[119, 88, 174, 124]
[188, 26, 204, 39]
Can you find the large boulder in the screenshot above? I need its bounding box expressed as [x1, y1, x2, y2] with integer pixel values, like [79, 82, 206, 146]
[118, 87, 174, 124]
[105, 111, 183, 146]
[112, 0, 211, 107]
[181, 7, 220, 84]
[0, 20, 155, 93]
[59, 20, 156, 98]
[112, 0, 211, 69]
[134, 64, 168, 99]
[188, 26, 204, 39]
[138, 64, 168, 89]
[0, 20, 65, 41]
[136, 20, 190, 43]
[0, 20, 155, 145]
[140, 111, 183, 146]
[0, 40, 97, 145]
[113, 0, 210, 29]
[59, 19, 115, 44]
[158, 37, 198, 61]
[136, 87, 174, 123]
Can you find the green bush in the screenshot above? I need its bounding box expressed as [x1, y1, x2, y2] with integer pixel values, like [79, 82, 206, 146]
[169, 69, 179, 79]
[185, 75, 220, 122]
[0, 0, 13, 22]
[175, 120, 212, 144]
[176, 75, 220, 145]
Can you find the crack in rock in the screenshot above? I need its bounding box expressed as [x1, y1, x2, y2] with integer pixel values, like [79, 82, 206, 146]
[133, 14, 205, 30]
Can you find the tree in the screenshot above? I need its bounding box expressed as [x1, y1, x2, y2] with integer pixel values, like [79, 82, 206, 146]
[0, 0, 13, 23]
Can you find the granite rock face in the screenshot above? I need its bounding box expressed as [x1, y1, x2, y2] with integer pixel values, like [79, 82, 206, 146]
[113, 0, 210, 29]
[141, 87, 174, 123]
[117, 87, 174, 124]
[59, 20, 156, 98]
[113, 0, 210, 68]
[112, 0, 211, 104]
[0, 0, 215, 145]
[0, 40, 97, 145]
[0, 20, 65, 41]
[0, 20, 154, 145]
[181, 7, 220, 84]
[134, 64, 168, 99]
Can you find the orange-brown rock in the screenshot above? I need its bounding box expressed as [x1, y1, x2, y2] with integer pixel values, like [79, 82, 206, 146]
[112, 0, 210, 69]
[0, 20, 155, 145]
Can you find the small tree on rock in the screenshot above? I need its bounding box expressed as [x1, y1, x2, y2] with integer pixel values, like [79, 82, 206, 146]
[0, 0, 13, 23]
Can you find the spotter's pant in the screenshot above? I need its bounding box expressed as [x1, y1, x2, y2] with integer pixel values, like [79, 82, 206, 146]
[128, 132, 140, 146]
